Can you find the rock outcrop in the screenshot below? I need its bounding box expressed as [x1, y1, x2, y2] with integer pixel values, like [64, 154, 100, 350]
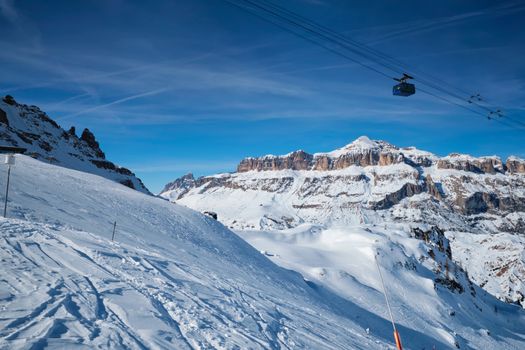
[0, 95, 150, 193]
[0, 108, 9, 126]
[80, 128, 105, 159]
[506, 157, 525, 174]
[2, 95, 16, 106]
[437, 154, 505, 174]
[237, 137, 511, 176]
[237, 137, 407, 172]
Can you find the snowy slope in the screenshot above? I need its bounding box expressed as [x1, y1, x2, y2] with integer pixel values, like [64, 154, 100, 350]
[237, 223, 525, 349]
[161, 137, 525, 309]
[2, 156, 525, 349]
[0, 95, 149, 193]
[0, 154, 444, 349]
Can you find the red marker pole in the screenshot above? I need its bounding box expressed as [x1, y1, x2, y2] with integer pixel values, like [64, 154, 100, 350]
[375, 253, 403, 350]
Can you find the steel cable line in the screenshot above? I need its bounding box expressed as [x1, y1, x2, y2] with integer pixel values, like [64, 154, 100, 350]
[418, 87, 525, 130]
[235, 0, 405, 76]
[225, 0, 525, 129]
[224, 0, 394, 80]
[256, 0, 477, 96]
[239, 1, 477, 99]
[251, 0, 525, 129]
[254, 0, 511, 117]
[245, 0, 509, 115]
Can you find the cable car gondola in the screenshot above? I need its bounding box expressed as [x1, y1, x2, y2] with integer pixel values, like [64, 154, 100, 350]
[393, 74, 415, 96]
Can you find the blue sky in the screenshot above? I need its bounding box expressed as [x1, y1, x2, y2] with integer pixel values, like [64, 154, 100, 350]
[1, 0, 524, 193]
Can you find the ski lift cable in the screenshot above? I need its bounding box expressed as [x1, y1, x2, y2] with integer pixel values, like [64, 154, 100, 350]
[226, 0, 525, 129]
[253, 0, 515, 122]
[256, 0, 481, 100]
[239, 0, 523, 125]
[224, 0, 395, 80]
[250, 0, 525, 129]
[257, 1, 525, 129]
[418, 87, 525, 129]
[418, 87, 486, 117]
[240, 0, 414, 79]
[242, 0, 498, 111]
[259, 0, 521, 126]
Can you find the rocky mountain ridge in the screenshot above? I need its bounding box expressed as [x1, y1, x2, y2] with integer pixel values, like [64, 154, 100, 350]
[237, 136, 523, 174]
[161, 136, 525, 308]
[0, 95, 149, 193]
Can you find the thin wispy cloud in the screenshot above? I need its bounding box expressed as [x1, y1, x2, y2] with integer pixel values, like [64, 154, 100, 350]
[0, 0, 18, 23]
[0, 0, 42, 51]
[57, 88, 170, 121]
[0, 0, 523, 191]
[365, 1, 525, 44]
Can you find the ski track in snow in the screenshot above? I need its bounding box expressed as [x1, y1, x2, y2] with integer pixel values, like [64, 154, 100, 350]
[0, 155, 396, 350]
[0, 219, 394, 349]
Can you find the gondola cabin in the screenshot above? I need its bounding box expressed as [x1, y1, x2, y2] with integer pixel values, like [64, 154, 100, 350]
[393, 82, 415, 96]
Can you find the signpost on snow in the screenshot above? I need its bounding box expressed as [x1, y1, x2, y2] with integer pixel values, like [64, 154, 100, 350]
[3, 154, 15, 218]
[1, 146, 26, 218]
[111, 221, 117, 241]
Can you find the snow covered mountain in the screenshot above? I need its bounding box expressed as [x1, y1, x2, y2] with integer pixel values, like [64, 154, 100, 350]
[2, 154, 525, 349]
[161, 136, 525, 309]
[0, 95, 149, 193]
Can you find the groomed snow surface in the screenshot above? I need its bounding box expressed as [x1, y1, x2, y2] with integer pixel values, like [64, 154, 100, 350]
[1, 156, 525, 349]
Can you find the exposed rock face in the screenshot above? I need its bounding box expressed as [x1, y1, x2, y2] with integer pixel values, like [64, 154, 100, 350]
[165, 137, 524, 218]
[506, 157, 525, 174]
[379, 152, 403, 166]
[237, 151, 313, 172]
[458, 192, 501, 215]
[80, 128, 105, 159]
[237, 137, 510, 175]
[425, 175, 443, 200]
[437, 154, 505, 174]
[2, 95, 16, 106]
[373, 182, 423, 210]
[0, 108, 9, 125]
[237, 137, 406, 172]
[161, 173, 198, 200]
[0, 95, 150, 194]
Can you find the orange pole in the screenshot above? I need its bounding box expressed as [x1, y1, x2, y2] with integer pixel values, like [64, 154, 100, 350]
[394, 330, 403, 350]
[375, 254, 405, 350]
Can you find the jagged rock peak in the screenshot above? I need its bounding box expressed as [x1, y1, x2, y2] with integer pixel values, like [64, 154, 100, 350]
[2, 95, 17, 106]
[161, 172, 198, 200]
[80, 128, 105, 159]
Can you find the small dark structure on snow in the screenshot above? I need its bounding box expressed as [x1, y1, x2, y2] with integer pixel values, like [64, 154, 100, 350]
[203, 211, 218, 220]
[0, 146, 27, 154]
